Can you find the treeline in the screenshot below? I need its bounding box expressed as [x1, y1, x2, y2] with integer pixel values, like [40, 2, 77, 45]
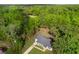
[0, 5, 79, 53]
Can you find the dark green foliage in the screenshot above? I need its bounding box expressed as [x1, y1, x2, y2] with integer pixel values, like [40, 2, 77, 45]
[0, 5, 79, 54]
[0, 6, 26, 53]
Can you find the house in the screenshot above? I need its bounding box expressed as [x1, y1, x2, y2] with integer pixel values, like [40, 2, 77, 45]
[34, 27, 53, 51]
[34, 35, 52, 51]
[24, 27, 53, 54]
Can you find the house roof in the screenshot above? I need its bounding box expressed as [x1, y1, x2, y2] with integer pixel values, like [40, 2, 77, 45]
[36, 35, 52, 49]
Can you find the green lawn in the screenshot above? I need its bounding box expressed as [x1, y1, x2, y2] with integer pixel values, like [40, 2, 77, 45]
[29, 48, 53, 54]
[22, 38, 34, 53]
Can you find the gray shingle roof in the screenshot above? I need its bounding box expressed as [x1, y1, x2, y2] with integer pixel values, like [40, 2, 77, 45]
[36, 35, 52, 49]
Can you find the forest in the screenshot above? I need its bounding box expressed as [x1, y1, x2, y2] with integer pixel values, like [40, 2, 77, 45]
[0, 5, 79, 54]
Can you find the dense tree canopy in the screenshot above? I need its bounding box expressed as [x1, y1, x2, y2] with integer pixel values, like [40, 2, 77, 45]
[0, 5, 79, 54]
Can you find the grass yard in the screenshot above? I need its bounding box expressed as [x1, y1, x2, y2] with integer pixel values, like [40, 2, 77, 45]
[22, 38, 34, 53]
[29, 48, 52, 54]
